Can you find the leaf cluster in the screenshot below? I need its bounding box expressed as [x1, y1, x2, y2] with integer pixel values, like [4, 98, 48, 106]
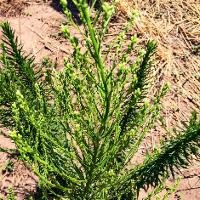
[0, 1, 199, 199]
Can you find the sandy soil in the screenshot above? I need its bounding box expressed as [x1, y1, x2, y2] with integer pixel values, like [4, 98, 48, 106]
[0, 0, 200, 199]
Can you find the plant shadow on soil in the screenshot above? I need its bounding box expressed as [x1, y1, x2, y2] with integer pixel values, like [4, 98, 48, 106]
[50, 0, 101, 25]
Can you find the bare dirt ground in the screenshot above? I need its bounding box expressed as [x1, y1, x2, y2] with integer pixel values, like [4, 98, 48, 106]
[0, 0, 200, 199]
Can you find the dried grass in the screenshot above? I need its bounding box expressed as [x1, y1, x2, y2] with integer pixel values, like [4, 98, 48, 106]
[116, 2, 200, 196]
[117, 0, 200, 126]
[0, 0, 29, 17]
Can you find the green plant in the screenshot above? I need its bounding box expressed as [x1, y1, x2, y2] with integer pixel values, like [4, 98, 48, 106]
[5, 160, 14, 172]
[0, 0, 199, 199]
[7, 188, 16, 200]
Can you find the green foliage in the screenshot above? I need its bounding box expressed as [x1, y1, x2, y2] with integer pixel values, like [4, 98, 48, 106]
[5, 160, 14, 172]
[144, 178, 180, 200]
[0, 0, 199, 199]
[7, 188, 16, 200]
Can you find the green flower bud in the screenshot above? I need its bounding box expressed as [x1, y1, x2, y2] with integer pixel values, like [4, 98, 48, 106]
[60, 0, 67, 7]
[131, 35, 138, 44]
[102, 2, 115, 18]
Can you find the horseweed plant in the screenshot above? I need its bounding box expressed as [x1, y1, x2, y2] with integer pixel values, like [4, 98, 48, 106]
[0, 0, 200, 199]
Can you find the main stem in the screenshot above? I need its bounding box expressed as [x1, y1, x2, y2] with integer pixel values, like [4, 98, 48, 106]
[80, 1, 111, 196]
[80, 2, 111, 131]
